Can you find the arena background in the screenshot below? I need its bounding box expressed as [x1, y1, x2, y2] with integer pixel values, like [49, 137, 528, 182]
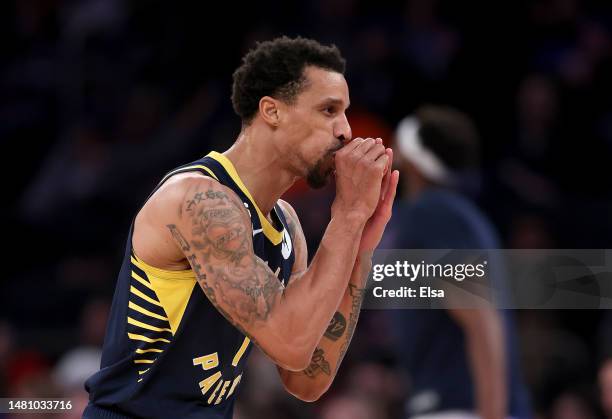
[2, 0, 612, 418]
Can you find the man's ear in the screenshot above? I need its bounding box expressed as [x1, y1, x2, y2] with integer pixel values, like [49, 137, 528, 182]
[258, 96, 282, 127]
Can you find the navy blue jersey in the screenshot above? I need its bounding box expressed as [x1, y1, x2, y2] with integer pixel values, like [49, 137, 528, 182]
[84, 151, 295, 419]
[383, 189, 531, 418]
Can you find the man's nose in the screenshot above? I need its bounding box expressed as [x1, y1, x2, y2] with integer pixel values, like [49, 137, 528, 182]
[334, 113, 352, 144]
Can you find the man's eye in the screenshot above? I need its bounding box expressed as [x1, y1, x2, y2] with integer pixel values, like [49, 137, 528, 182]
[324, 107, 335, 115]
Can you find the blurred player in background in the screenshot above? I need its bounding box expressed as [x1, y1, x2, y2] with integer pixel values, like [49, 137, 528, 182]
[383, 106, 531, 419]
[83, 36, 398, 419]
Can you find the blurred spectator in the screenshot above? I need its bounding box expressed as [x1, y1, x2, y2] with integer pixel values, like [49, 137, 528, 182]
[550, 389, 599, 419]
[383, 106, 530, 418]
[53, 299, 109, 394]
[320, 393, 385, 419]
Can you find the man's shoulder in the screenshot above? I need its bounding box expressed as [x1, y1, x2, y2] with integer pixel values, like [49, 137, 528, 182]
[142, 172, 247, 223]
[153, 172, 233, 202]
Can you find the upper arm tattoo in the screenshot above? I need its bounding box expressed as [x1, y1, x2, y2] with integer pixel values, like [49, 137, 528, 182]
[167, 181, 284, 334]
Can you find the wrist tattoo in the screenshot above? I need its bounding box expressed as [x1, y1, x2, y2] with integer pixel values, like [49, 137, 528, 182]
[303, 348, 331, 378]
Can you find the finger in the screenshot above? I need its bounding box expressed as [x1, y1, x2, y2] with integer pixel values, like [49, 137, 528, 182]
[384, 170, 399, 207]
[381, 151, 393, 200]
[382, 147, 392, 175]
[336, 137, 366, 169]
[380, 167, 390, 201]
[364, 143, 387, 163]
[340, 137, 366, 154]
[348, 139, 377, 172]
[353, 137, 377, 156]
[371, 155, 389, 184]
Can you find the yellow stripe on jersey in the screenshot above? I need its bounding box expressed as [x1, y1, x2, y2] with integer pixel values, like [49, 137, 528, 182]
[207, 380, 224, 404]
[135, 348, 164, 354]
[128, 301, 168, 321]
[131, 256, 194, 280]
[134, 359, 155, 364]
[226, 373, 242, 398]
[146, 273, 196, 336]
[207, 151, 284, 245]
[130, 286, 163, 307]
[127, 333, 171, 344]
[231, 337, 251, 366]
[130, 254, 196, 336]
[128, 317, 172, 333]
[131, 271, 154, 291]
[138, 369, 150, 375]
[214, 380, 232, 405]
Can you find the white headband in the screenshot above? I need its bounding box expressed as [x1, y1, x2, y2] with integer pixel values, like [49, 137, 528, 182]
[396, 116, 451, 184]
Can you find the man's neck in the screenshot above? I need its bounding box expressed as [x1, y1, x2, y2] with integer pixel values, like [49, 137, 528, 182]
[223, 130, 297, 216]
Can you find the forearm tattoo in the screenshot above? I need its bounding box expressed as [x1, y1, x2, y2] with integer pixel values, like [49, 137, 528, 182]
[324, 312, 347, 341]
[335, 283, 366, 374]
[303, 348, 331, 378]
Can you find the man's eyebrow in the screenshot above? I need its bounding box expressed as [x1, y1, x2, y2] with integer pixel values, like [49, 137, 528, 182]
[319, 97, 350, 109]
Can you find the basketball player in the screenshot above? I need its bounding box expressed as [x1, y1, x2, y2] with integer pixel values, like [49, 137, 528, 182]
[384, 106, 530, 418]
[83, 36, 399, 419]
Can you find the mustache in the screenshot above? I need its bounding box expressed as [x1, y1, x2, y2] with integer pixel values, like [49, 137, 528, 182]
[329, 137, 345, 155]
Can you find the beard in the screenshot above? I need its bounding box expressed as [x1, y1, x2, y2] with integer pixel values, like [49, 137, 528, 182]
[306, 157, 332, 189]
[305, 142, 342, 189]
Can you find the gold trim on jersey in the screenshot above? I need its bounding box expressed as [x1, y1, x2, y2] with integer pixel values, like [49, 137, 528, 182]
[130, 286, 163, 307]
[131, 256, 193, 280]
[207, 151, 284, 245]
[131, 255, 197, 335]
[126, 260, 187, 383]
[128, 301, 168, 321]
[128, 316, 172, 333]
[231, 337, 251, 366]
[128, 333, 171, 344]
[136, 348, 163, 354]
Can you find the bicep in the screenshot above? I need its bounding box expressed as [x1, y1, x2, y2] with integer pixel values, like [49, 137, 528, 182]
[167, 177, 284, 335]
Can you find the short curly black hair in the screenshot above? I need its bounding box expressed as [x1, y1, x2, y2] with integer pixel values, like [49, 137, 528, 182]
[231, 36, 346, 124]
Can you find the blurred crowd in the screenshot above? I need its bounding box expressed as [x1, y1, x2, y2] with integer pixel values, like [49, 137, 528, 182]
[2, 0, 612, 418]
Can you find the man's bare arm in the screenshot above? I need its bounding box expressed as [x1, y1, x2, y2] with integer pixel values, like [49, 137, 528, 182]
[275, 200, 371, 401]
[279, 263, 371, 402]
[150, 140, 388, 371]
[449, 308, 507, 419]
[272, 145, 399, 402]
